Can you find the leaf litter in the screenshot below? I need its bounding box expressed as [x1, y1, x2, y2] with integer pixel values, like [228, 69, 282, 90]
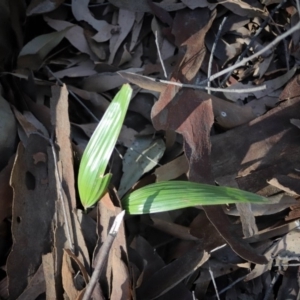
[1, 0, 300, 299]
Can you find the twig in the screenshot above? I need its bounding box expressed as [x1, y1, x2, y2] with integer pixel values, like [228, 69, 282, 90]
[220, 0, 287, 86]
[209, 266, 220, 300]
[155, 30, 168, 79]
[45, 66, 99, 122]
[263, 272, 280, 300]
[267, 7, 290, 71]
[199, 19, 300, 86]
[296, 0, 300, 21]
[158, 78, 266, 93]
[207, 16, 227, 94]
[82, 210, 125, 300]
[214, 274, 248, 298]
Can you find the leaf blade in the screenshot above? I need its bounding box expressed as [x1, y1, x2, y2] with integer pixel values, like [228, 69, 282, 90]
[122, 181, 268, 214]
[78, 84, 133, 209]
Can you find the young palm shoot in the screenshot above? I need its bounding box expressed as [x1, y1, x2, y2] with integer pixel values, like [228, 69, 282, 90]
[78, 83, 267, 214]
[78, 84, 133, 210]
[122, 181, 268, 215]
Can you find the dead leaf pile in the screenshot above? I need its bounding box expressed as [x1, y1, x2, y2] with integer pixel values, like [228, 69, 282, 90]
[0, 0, 299, 299]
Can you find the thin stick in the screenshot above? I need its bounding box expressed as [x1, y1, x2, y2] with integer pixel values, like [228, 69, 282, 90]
[209, 266, 220, 300]
[220, 0, 287, 86]
[215, 275, 248, 298]
[158, 78, 266, 93]
[296, 0, 300, 21]
[155, 30, 168, 79]
[50, 133, 75, 252]
[82, 211, 125, 300]
[199, 20, 300, 86]
[45, 66, 99, 122]
[207, 16, 227, 94]
[263, 272, 280, 300]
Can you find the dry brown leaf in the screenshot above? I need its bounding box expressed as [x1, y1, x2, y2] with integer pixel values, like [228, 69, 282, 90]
[0, 95, 17, 170]
[68, 85, 110, 115]
[225, 193, 298, 217]
[17, 27, 70, 70]
[0, 2, 19, 67]
[26, 0, 64, 15]
[17, 264, 46, 300]
[0, 277, 8, 299]
[211, 97, 300, 196]
[7, 135, 56, 299]
[268, 175, 300, 196]
[236, 203, 258, 237]
[217, 0, 268, 18]
[82, 68, 142, 92]
[42, 253, 57, 299]
[129, 13, 144, 52]
[224, 66, 297, 102]
[181, 0, 210, 9]
[107, 0, 185, 12]
[62, 251, 81, 299]
[13, 108, 49, 139]
[246, 228, 300, 281]
[95, 192, 129, 298]
[280, 74, 300, 100]
[216, 175, 258, 237]
[50, 85, 90, 293]
[108, 9, 135, 64]
[154, 154, 189, 182]
[72, 0, 116, 42]
[206, 33, 242, 67]
[119, 71, 256, 128]
[130, 237, 194, 299]
[50, 60, 97, 79]
[44, 16, 98, 61]
[0, 155, 14, 224]
[24, 93, 52, 132]
[110, 249, 131, 300]
[61, 249, 89, 299]
[245, 94, 279, 117]
[147, 216, 198, 241]
[277, 267, 299, 299]
[137, 245, 209, 300]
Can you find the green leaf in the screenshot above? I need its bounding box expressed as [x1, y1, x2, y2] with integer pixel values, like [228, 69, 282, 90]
[78, 84, 133, 209]
[122, 181, 268, 215]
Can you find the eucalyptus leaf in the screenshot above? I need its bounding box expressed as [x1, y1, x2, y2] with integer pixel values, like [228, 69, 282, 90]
[18, 27, 71, 69]
[122, 181, 268, 214]
[118, 137, 165, 198]
[78, 84, 133, 209]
